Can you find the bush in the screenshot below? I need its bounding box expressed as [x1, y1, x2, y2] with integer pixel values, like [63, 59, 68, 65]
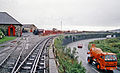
[0, 28, 7, 36]
[117, 53, 120, 66]
[54, 36, 86, 73]
[105, 38, 119, 43]
[0, 29, 5, 39]
[112, 43, 120, 48]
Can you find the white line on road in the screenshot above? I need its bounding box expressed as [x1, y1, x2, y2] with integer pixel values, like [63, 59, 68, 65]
[92, 68, 100, 73]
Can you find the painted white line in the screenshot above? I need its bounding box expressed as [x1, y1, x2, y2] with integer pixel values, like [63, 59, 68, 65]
[92, 67, 100, 73]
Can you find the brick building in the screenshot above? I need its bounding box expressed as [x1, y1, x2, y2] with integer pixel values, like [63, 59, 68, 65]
[0, 12, 22, 36]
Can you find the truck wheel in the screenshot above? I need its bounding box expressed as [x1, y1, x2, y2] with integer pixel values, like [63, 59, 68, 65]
[107, 70, 113, 73]
[87, 57, 93, 64]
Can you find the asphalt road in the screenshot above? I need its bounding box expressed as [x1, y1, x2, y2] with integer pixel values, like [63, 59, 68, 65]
[67, 38, 120, 73]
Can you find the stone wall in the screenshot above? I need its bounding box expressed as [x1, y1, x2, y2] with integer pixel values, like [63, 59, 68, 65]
[0, 24, 8, 36]
[15, 25, 22, 37]
[0, 24, 22, 37]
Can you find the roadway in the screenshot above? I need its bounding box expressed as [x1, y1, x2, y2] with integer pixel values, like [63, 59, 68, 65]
[67, 38, 120, 73]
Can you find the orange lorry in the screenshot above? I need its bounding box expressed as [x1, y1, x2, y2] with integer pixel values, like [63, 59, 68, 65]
[87, 44, 117, 71]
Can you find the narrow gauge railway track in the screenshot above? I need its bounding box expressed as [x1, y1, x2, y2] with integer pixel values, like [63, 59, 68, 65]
[14, 37, 53, 73]
[0, 39, 26, 73]
[0, 37, 21, 65]
[0, 36, 29, 73]
[0, 44, 20, 67]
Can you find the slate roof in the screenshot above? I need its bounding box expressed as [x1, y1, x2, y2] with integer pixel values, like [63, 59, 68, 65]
[23, 24, 36, 28]
[0, 12, 22, 25]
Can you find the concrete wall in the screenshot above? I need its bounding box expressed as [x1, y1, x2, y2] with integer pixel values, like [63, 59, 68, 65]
[63, 33, 109, 45]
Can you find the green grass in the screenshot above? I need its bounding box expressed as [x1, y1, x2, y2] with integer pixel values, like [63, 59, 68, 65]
[0, 36, 16, 44]
[89, 37, 120, 67]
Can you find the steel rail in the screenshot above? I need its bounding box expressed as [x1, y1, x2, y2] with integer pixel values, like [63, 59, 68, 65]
[0, 43, 20, 66]
[14, 38, 48, 73]
[31, 38, 50, 73]
[30, 42, 44, 73]
[11, 41, 26, 73]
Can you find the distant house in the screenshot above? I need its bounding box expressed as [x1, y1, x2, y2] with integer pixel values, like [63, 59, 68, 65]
[22, 24, 37, 32]
[0, 12, 22, 36]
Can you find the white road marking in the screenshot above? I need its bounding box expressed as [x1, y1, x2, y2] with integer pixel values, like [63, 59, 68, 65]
[92, 67, 100, 73]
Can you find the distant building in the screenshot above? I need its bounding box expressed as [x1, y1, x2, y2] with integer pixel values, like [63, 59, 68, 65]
[22, 24, 37, 32]
[71, 30, 78, 33]
[109, 29, 120, 33]
[0, 12, 22, 36]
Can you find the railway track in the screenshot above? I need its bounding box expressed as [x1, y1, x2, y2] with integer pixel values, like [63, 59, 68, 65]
[14, 37, 52, 73]
[0, 37, 21, 65]
[0, 37, 26, 73]
[0, 34, 54, 73]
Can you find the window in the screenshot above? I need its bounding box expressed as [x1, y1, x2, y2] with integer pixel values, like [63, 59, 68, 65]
[105, 55, 117, 61]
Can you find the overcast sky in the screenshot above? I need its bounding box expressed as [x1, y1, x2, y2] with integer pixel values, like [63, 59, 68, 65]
[0, 0, 120, 31]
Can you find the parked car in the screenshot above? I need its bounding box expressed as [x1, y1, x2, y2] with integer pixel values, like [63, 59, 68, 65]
[78, 44, 83, 48]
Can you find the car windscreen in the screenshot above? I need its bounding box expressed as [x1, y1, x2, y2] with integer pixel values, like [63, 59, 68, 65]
[105, 55, 117, 62]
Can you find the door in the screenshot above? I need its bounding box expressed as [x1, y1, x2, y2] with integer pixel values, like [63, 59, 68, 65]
[10, 28, 13, 36]
[8, 25, 15, 36]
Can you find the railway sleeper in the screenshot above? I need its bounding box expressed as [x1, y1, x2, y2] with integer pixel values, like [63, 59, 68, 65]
[33, 52, 38, 55]
[39, 62, 45, 66]
[8, 66, 14, 69]
[31, 55, 37, 58]
[41, 58, 44, 61]
[36, 69, 45, 73]
[35, 50, 39, 52]
[37, 66, 45, 69]
[26, 62, 33, 65]
[28, 58, 35, 61]
[39, 60, 44, 63]
[7, 61, 15, 65]
[22, 66, 31, 70]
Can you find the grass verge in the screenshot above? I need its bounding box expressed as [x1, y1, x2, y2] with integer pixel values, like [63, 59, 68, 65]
[54, 35, 86, 73]
[0, 36, 16, 44]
